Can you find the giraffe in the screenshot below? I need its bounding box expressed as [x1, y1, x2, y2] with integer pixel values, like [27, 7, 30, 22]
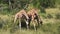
[14, 9, 29, 29]
[27, 8, 43, 31]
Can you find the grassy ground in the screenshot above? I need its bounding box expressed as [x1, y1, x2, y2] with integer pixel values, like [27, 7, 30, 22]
[0, 22, 60, 34]
[0, 8, 60, 34]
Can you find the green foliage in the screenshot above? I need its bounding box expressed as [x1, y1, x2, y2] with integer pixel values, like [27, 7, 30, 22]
[40, 0, 55, 8]
[0, 0, 56, 11]
[40, 7, 46, 13]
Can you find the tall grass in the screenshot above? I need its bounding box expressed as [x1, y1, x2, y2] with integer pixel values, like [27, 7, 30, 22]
[0, 14, 60, 34]
[0, 21, 60, 34]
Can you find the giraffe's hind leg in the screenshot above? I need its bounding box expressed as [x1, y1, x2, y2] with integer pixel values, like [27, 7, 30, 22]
[32, 20, 37, 31]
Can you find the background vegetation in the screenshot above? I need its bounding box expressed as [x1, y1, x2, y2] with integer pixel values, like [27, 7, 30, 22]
[0, 0, 60, 34]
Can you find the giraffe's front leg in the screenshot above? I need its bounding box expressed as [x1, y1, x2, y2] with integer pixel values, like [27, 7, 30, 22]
[25, 20, 29, 30]
[19, 18, 21, 30]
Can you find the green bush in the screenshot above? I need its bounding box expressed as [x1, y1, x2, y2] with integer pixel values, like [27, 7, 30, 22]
[55, 13, 60, 19]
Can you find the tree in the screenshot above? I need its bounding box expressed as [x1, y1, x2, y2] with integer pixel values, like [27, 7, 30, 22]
[40, 0, 55, 8]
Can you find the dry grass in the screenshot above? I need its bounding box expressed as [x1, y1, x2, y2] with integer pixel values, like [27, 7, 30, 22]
[45, 8, 60, 14]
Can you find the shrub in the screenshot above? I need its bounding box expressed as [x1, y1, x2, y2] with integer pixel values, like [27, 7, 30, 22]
[55, 13, 60, 19]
